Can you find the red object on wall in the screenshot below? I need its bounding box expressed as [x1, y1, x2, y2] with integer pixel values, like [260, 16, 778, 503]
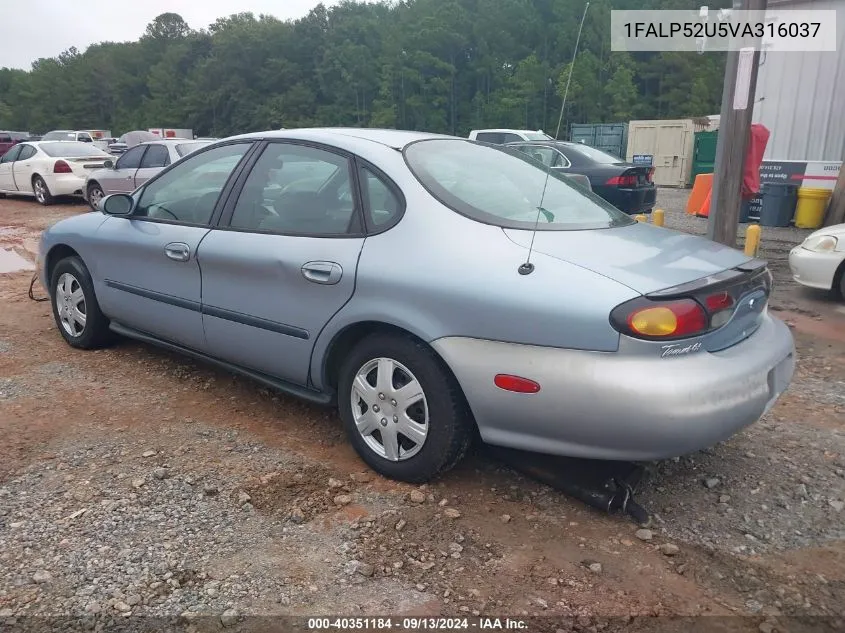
[742, 123, 770, 199]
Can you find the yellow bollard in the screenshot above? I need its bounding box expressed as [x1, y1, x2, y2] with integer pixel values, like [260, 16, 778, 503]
[635, 214, 648, 222]
[744, 224, 761, 257]
[652, 209, 665, 226]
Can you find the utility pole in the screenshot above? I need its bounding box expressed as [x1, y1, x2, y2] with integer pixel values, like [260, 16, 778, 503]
[824, 159, 845, 226]
[706, 0, 767, 247]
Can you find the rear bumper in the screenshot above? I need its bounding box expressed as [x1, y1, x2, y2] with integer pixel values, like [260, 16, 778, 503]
[432, 312, 795, 461]
[596, 185, 657, 214]
[44, 174, 86, 197]
[788, 246, 842, 290]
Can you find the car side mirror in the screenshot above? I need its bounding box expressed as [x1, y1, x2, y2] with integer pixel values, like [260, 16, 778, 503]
[100, 193, 134, 215]
[103, 159, 114, 169]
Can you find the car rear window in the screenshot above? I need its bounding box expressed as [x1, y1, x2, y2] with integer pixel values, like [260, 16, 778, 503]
[564, 144, 623, 163]
[175, 141, 211, 157]
[40, 142, 110, 157]
[404, 139, 633, 230]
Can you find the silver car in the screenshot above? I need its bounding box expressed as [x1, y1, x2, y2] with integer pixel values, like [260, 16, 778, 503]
[84, 139, 211, 210]
[37, 129, 795, 483]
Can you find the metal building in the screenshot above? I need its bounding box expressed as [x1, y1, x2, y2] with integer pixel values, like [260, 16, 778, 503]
[752, 0, 845, 161]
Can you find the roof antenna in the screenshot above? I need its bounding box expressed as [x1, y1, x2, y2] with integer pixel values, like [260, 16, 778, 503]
[519, 1, 590, 276]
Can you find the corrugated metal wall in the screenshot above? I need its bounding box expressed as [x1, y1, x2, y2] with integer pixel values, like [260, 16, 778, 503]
[752, 0, 845, 160]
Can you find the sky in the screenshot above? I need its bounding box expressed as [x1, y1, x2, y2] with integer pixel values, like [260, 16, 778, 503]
[1, 0, 352, 70]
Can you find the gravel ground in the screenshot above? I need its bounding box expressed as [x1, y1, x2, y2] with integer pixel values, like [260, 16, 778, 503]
[1, 195, 844, 631]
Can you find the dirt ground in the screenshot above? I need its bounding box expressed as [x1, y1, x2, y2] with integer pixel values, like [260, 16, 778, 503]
[1, 192, 844, 632]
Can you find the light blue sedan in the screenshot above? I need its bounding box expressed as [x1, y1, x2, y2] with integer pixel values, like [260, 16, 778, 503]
[37, 129, 795, 482]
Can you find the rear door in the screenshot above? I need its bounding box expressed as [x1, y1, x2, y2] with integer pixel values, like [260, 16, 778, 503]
[198, 140, 370, 386]
[100, 145, 146, 194]
[134, 143, 170, 188]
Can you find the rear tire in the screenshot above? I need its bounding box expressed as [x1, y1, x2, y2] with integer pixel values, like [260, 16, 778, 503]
[33, 175, 54, 206]
[338, 333, 473, 483]
[49, 256, 112, 349]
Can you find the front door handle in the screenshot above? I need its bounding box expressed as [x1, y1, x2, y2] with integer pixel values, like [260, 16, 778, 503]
[301, 261, 342, 285]
[164, 242, 190, 262]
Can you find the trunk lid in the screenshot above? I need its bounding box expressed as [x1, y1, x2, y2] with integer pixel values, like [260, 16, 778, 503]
[504, 222, 771, 351]
[503, 222, 752, 295]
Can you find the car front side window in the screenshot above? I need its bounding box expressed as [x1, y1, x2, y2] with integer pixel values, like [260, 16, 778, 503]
[116, 146, 146, 170]
[228, 143, 356, 235]
[0, 145, 22, 163]
[134, 142, 252, 225]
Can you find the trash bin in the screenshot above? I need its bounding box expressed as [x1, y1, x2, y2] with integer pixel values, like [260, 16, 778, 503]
[793, 187, 831, 229]
[740, 199, 753, 223]
[759, 183, 798, 227]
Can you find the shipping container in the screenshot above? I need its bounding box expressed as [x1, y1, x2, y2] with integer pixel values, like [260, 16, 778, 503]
[691, 130, 719, 181]
[569, 123, 628, 159]
[626, 119, 696, 187]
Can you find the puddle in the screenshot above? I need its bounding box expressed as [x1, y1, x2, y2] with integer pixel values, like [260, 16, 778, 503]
[0, 248, 34, 273]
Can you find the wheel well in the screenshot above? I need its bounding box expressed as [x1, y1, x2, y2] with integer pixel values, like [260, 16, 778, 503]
[323, 321, 459, 392]
[31, 173, 41, 185]
[45, 244, 80, 282]
[834, 258, 845, 297]
[87, 180, 100, 191]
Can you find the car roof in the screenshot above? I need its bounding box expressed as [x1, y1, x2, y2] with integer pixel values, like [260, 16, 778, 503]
[225, 128, 456, 150]
[471, 129, 545, 134]
[139, 139, 207, 146]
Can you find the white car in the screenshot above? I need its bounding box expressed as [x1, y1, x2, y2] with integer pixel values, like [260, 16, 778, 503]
[0, 141, 112, 205]
[788, 224, 845, 299]
[468, 129, 553, 144]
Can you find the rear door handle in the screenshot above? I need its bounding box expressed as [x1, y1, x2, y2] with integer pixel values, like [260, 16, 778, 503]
[164, 242, 190, 262]
[301, 261, 342, 285]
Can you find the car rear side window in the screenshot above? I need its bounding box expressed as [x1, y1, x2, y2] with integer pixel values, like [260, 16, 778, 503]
[228, 143, 356, 235]
[17, 145, 36, 160]
[134, 142, 251, 225]
[360, 166, 402, 229]
[140, 144, 170, 169]
[404, 139, 632, 230]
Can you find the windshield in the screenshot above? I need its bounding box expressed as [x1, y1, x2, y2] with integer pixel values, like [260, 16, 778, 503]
[175, 141, 212, 157]
[524, 132, 553, 140]
[40, 142, 109, 158]
[565, 144, 623, 163]
[404, 139, 633, 230]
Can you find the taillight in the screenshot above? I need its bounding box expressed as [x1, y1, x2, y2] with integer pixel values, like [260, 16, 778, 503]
[53, 160, 72, 174]
[494, 374, 541, 393]
[611, 298, 708, 340]
[647, 168, 655, 182]
[606, 174, 638, 187]
[705, 291, 735, 328]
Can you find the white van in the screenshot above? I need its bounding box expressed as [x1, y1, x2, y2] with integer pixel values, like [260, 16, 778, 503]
[468, 129, 553, 144]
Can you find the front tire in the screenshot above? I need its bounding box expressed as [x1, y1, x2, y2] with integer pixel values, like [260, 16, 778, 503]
[338, 333, 473, 483]
[49, 256, 111, 349]
[86, 182, 104, 211]
[32, 175, 54, 206]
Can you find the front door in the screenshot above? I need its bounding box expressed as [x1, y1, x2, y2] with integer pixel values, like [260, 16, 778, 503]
[100, 145, 146, 194]
[198, 141, 369, 386]
[12, 144, 38, 192]
[0, 145, 22, 191]
[92, 141, 255, 351]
